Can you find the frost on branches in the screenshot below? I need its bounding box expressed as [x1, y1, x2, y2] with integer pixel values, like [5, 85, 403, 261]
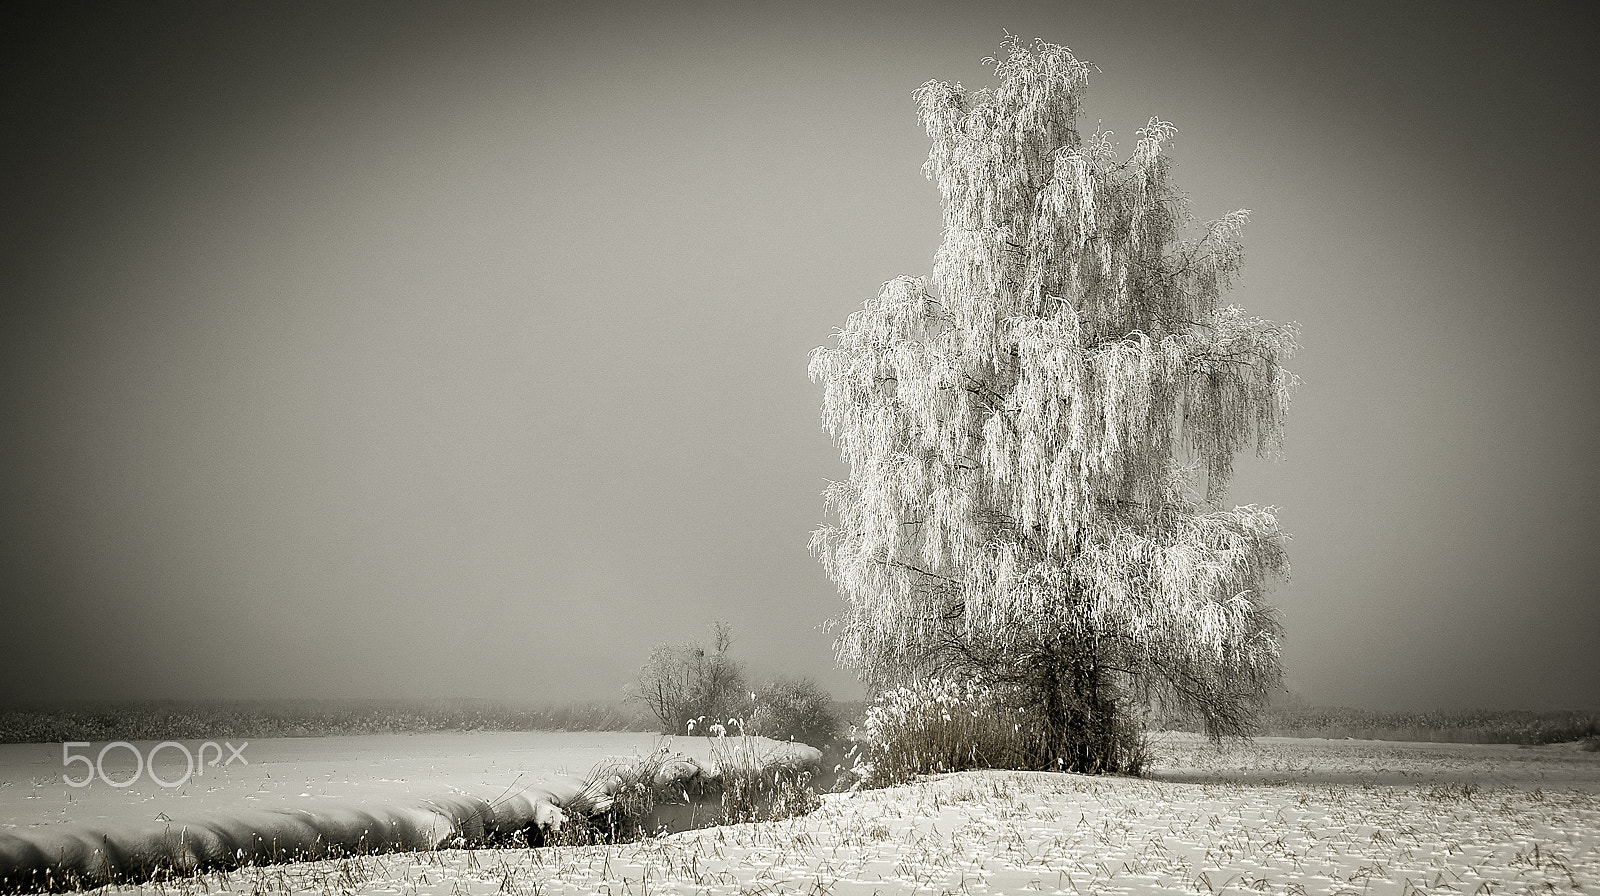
[809, 38, 1299, 774]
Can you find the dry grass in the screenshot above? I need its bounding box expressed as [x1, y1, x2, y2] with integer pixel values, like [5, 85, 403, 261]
[844, 679, 1054, 787]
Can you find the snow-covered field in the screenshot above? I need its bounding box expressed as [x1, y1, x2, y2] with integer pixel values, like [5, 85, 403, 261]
[0, 732, 679, 830]
[9, 732, 1599, 894]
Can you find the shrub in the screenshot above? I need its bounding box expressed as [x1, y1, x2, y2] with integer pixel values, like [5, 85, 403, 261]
[749, 676, 841, 748]
[634, 622, 749, 736]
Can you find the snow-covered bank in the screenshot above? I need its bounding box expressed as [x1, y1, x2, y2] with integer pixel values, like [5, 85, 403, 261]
[0, 733, 820, 892]
[87, 732, 1600, 896]
[10, 733, 1600, 894]
[75, 762, 1597, 896]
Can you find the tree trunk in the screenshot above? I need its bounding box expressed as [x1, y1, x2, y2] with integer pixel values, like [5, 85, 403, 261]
[1039, 650, 1068, 771]
[1070, 650, 1106, 773]
[1031, 638, 1133, 774]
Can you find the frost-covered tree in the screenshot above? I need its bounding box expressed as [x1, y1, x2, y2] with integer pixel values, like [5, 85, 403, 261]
[635, 622, 749, 736]
[809, 38, 1299, 773]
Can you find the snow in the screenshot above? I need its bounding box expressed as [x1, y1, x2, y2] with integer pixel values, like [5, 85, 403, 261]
[9, 732, 1600, 894]
[0, 732, 679, 830]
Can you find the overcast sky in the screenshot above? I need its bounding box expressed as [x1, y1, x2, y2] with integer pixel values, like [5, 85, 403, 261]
[2, 1, 1596, 712]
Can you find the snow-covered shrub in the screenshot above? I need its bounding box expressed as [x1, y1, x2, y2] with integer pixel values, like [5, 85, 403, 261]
[635, 622, 748, 736]
[749, 676, 841, 748]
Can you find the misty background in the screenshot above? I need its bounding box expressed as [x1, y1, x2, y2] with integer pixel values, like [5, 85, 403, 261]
[2, 1, 1595, 711]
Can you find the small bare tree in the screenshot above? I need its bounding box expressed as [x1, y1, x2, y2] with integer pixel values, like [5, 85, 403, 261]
[635, 622, 749, 735]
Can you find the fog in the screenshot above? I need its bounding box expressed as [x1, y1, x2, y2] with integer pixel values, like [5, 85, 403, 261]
[2, 1, 1596, 711]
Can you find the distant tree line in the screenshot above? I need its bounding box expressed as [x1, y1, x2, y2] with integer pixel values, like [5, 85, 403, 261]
[1239, 706, 1600, 746]
[0, 697, 652, 744]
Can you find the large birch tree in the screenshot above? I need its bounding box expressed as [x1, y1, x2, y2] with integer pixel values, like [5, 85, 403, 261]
[809, 38, 1299, 773]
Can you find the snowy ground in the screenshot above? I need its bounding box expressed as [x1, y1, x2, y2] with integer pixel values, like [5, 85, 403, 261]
[0, 732, 686, 831]
[50, 732, 1592, 896]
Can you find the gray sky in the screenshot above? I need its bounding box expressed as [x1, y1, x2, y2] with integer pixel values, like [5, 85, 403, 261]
[2, 1, 1596, 711]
